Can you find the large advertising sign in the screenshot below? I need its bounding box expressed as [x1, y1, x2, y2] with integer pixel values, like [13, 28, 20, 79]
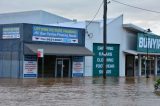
[72, 56, 84, 77]
[23, 55, 37, 78]
[32, 25, 79, 43]
[93, 43, 119, 77]
[137, 33, 160, 53]
[2, 27, 20, 39]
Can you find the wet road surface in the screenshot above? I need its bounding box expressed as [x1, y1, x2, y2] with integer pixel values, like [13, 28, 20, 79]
[0, 77, 159, 106]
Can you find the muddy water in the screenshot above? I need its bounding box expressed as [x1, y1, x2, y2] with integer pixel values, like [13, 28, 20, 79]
[0, 77, 159, 106]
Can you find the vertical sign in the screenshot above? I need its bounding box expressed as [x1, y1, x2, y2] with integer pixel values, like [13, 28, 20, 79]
[72, 56, 84, 77]
[23, 55, 37, 78]
[93, 43, 119, 77]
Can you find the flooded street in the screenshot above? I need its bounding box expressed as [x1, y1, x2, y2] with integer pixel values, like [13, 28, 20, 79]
[0, 77, 159, 106]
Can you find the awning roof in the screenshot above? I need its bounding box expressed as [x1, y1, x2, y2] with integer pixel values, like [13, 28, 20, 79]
[123, 50, 160, 56]
[123, 50, 138, 55]
[24, 44, 94, 56]
[123, 24, 146, 33]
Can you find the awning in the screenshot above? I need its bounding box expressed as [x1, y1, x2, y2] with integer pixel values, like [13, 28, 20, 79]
[123, 50, 160, 56]
[138, 52, 160, 56]
[24, 44, 94, 56]
[123, 50, 138, 55]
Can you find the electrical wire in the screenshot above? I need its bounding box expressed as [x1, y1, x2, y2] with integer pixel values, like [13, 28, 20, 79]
[112, 0, 160, 14]
[86, 1, 103, 28]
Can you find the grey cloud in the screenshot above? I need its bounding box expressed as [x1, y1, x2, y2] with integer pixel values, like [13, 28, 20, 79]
[0, 0, 160, 34]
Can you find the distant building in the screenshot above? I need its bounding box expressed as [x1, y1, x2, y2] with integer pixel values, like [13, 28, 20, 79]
[0, 11, 93, 78]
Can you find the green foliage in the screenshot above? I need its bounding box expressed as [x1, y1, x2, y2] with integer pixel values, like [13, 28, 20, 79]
[154, 78, 160, 90]
[156, 79, 160, 84]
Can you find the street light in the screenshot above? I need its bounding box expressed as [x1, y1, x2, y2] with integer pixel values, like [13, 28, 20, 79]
[145, 28, 152, 78]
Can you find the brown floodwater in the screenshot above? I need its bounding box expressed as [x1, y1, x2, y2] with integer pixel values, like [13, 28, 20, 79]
[0, 77, 159, 106]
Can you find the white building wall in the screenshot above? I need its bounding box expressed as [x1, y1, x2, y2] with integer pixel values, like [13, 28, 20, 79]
[107, 15, 126, 77]
[85, 15, 127, 77]
[84, 22, 101, 76]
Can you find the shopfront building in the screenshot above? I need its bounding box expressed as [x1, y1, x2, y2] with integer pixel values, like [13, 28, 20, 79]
[55, 15, 160, 77]
[0, 23, 93, 78]
[124, 32, 160, 77]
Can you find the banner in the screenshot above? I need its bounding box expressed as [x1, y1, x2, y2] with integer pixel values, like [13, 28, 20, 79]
[32, 25, 79, 43]
[72, 56, 84, 77]
[23, 55, 37, 78]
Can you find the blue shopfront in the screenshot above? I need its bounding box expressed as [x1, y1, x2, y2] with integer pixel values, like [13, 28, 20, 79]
[0, 23, 93, 78]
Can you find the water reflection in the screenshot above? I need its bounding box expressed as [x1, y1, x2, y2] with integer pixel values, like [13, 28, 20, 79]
[0, 77, 159, 106]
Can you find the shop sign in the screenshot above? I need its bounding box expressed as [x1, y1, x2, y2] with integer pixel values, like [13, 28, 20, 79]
[2, 27, 20, 39]
[37, 49, 44, 58]
[23, 55, 37, 78]
[72, 56, 84, 77]
[93, 43, 119, 77]
[137, 33, 160, 53]
[32, 25, 79, 43]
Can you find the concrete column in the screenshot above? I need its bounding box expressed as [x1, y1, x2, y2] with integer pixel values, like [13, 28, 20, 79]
[155, 56, 157, 76]
[138, 55, 142, 76]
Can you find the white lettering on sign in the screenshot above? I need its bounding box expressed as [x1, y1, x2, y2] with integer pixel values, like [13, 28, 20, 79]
[97, 46, 114, 51]
[139, 37, 160, 49]
[99, 70, 111, 74]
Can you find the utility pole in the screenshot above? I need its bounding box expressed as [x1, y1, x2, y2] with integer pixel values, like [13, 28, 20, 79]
[146, 28, 151, 78]
[103, 0, 107, 79]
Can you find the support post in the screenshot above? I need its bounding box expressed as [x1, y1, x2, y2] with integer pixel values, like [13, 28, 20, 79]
[146, 35, 149, 78]
[138, 55, 142, 76]
[155, 56, 157, 76]
[103, 0, 107, 79]
[42, 57, 44, 78]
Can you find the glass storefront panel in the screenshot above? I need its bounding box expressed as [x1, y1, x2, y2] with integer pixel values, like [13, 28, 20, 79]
[157, 57, 160, 75]
[141, 55, 155, 76]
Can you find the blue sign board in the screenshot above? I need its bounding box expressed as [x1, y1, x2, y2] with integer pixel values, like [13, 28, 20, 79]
[32, 25, 79, 43]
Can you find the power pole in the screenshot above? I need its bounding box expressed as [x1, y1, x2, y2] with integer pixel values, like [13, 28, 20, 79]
[103, 0, 107, 79]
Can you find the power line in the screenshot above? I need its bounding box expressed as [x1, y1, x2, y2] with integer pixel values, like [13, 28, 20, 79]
[86, 1, 103, 28]
[112, 0, 160, 14]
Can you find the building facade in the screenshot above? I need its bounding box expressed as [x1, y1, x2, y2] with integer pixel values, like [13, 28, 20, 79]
[55, 15, 160, 77]
[0, 10, 159, 78]
[0, 23, 93, 78]
[86, 15, 160, 77]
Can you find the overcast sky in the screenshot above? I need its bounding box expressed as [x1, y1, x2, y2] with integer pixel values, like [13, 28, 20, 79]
[0, 0, 160, 34]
